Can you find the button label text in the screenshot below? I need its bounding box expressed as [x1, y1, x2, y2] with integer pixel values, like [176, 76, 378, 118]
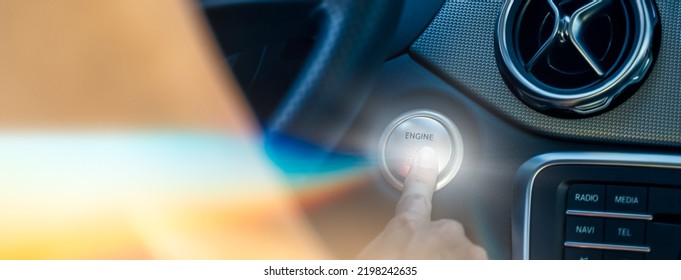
[614, 196, 639, 205]
[405, 132, 434, 141]
[575, 225, 595, 234]
[575, 193, 599, 203]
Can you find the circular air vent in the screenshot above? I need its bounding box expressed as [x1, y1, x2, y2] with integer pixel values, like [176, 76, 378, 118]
[496, 0, 659, 117]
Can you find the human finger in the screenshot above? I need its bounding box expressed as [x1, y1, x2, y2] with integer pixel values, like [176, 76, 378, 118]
[395, 146, 439, 219]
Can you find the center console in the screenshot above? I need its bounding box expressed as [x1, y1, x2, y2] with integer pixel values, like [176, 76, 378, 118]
[513, 153, 681, 260]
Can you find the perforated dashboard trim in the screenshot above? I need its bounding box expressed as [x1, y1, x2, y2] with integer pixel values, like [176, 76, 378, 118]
[411, 0, 681, 147]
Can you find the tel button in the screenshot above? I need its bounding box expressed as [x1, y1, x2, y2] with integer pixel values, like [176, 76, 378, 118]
[604, 219, 645, 245]
[567, 184, 605, 211]
[607, 186, 647, 213]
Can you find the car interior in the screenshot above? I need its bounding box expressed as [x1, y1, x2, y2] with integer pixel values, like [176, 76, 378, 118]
[202, 0, 681, 260]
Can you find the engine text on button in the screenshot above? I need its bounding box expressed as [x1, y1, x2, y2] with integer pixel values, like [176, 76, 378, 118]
[405, 132, 434, 141]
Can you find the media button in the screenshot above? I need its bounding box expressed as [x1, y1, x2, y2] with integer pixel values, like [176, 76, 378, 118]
[607, 186, 647, 213]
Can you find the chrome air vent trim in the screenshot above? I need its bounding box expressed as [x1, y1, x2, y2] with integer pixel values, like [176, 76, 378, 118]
[496, 0, 659, 117]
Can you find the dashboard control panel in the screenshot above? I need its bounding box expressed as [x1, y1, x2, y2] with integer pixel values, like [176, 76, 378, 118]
[513, 153, 681, 260]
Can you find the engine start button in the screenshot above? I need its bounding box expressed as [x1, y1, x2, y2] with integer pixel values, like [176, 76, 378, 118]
[385, 117, 452, 178]
[379, 110, 463, 191]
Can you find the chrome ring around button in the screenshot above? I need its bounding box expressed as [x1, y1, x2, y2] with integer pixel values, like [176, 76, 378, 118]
[378, 110, 464, 191]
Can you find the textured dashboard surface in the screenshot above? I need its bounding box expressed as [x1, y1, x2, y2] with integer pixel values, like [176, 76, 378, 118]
[411, 0, 681, 147]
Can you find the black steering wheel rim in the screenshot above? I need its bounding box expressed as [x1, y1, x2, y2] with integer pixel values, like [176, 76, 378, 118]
[267, 0, 403, 150]
[202, 0, 402, 147]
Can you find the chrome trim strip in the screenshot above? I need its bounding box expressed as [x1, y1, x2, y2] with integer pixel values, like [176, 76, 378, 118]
[513, 152, 681, 259]
[565, 210, 653, 221]
[564, 242, 651, 253]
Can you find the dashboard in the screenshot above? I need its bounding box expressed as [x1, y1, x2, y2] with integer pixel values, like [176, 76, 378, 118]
[204, 0, 681, 259]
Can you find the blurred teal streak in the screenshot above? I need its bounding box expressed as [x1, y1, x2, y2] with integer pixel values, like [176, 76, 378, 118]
[263, 132, 369, 181]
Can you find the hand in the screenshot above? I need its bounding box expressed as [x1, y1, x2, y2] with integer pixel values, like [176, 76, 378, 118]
[358, 147, 488, 259]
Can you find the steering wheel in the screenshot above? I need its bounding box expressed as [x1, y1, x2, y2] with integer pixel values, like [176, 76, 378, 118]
[203, 0, 403, 150]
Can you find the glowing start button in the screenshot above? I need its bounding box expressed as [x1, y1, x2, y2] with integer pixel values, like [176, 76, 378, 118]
[385, 117, 452, 178]
[379, 110, 464, 191]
